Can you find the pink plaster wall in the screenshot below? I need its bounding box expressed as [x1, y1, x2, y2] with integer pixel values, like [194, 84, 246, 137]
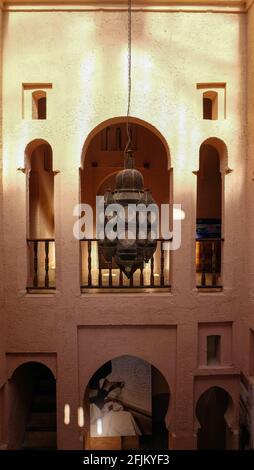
[0, 2, 250, 450]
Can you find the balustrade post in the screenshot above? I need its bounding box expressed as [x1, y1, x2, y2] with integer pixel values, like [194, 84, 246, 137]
[160, 241, 165, 287]
[33, 241, 38, 288]
[45, 240, 49, 288]
[212, 241, 217, 287]
[88, 240, 92, 287]
[150, 256, 154, 287]
[201, 241, 206, 287]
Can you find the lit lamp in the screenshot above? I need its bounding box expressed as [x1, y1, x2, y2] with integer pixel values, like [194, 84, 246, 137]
[99, 0, 157, 278]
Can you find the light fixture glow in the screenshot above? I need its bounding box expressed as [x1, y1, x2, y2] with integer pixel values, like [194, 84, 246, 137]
[173, 207, 186, 221]
[64, 404, 70, 425]
[77, 406, 84, 427]
[97, 418, 103, 436]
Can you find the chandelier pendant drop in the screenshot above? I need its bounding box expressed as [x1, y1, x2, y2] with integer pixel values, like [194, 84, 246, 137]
[100, 0, 157, 279]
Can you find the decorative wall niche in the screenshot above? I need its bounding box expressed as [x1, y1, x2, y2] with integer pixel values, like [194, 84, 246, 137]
[198, 322, 233, 367]
[197, 83, 226, 120]
[22, 83, 52, 120]
[207, 335, 221, 365]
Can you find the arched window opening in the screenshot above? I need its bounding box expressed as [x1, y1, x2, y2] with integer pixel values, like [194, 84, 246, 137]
[29, 143, 54, 240]
[26, 141, 55, 291]
[80, 119, 171, 291]
[207, 335, 221, 365]
[83, 355, 170, 450]
[32, 91, 47, 120]
[203, 91, 218, 120]
[7, 362, 56, 450]
[196, 143, 222, 289]
[196, 387, 232, 450]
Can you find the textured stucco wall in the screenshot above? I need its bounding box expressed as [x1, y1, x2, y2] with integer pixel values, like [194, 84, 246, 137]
[0, 6, 247, 449]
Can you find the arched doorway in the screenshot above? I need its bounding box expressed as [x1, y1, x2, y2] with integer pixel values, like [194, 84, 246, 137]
[25, 140, 55, 290]
[80, 118, 171, 290]
[7, 362, 57, 450]
[83, 355, 170, 450]
[196, 137, 228, 289]
[196, 386, 232, 450]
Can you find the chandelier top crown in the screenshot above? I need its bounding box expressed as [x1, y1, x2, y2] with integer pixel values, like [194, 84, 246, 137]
[115, 166, 144, 193]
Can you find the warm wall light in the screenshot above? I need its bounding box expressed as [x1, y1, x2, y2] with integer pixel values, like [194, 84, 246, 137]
[64, 404, 70, 425]
[97, 418, 103, 436]
[173, 207, 186, 220]
[139, 53, 153, 70]
[78, 406, 84, 427]
[81, 53, 96, 81]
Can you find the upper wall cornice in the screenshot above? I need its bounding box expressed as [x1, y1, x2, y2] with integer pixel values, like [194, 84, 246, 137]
[2, 0, 247, 4]
[1, 0, 249, 14]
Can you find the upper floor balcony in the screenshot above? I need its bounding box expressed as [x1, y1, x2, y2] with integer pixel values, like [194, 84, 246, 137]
[26, 236, 223, 293]
[25, 118, 226, 294]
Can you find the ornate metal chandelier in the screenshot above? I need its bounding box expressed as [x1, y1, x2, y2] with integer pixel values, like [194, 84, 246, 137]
[100, 0, 157, 279]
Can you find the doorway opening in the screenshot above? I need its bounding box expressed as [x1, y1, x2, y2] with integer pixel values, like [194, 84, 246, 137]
[83, 355, 170, 450]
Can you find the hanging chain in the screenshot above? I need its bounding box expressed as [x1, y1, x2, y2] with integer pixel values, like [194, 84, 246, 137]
[127, 0, 132, 119]
[125, 0, 132, 154]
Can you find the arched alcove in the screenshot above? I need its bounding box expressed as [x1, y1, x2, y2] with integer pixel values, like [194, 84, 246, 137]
[196, 386, 233, 450]
[25, 140, 54, 239]
[7, 362, 57, 450]
[80, 117, 171, 290]
[200, 137, 229, 173]
[203, 91, 218, 120]
[81, 118, 170, 209]
[25, 140, 55, 290]
[82, 355, 170, 450]
[196, 137, 228, 289]
[81, 116, 171, 170]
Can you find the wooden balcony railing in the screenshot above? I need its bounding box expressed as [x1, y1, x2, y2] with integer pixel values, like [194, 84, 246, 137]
[80, 239, 171, 290]
[27, 239, 56, 291]
[26, 238, 222, 292]
[196, 238, 223, 289]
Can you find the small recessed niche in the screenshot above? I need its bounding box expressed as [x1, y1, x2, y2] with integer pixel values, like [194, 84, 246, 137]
[203, 91, 218, 120]
[197, 83, 226, 120]
[22, 83, 52, 120]
[32, 90, 47, 119]
[198, 322, 232, 367]
[207, 335, 221, 365]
